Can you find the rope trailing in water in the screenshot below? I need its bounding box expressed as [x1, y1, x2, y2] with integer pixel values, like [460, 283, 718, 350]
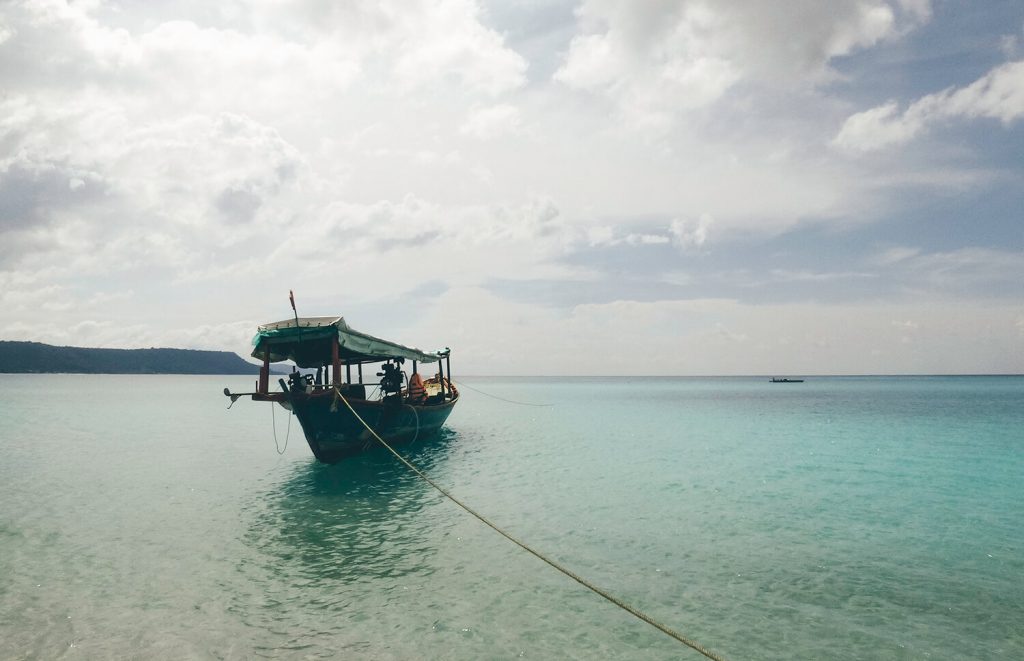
[452, 380, 552, 407]
[331, 387, 730, 661]
[271, 400, 291, 455]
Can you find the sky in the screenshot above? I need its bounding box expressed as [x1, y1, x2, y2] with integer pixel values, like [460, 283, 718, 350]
[0, 0, 1022, 375]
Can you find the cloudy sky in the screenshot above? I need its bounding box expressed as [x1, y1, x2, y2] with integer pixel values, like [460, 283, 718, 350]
[1, 0, 1022, 375]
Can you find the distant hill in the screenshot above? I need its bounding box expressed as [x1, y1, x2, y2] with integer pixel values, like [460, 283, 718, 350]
[0, 340, 264, 375]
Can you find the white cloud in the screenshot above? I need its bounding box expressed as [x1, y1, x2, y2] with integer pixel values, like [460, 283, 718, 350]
[872, 246, 922, 265]
[1000, 33, 1020, 59]
[243, 0, 528, 97]
[897, 0, 932, 22]
[389, 1, 527, 96]
[669, 214, 713, 249]
[861, 246, 1024, 300]
[553, 33, 618, 90]
[584, 226, 672, 248]
[625, 233, 670, 246]
[0, 0, 1020, 376]
[898, 247, 1024, 290]
[0, 102, 309, 276]
[834, 60, 1024, 151]
[0, 0, 524, 111]
[0, 0, 888, 263]
[767, 269, 875, 283]
[826, 3, 896, 57]
[408, 290, 1023, 375]
[833, 101, 920, 151]
[460, 104, 521, 139]
[554, 1, 929, 128]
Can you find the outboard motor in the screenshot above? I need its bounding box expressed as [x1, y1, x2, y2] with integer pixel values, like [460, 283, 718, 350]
[288, 368, 313, 393]
[377, 361, 403, 395]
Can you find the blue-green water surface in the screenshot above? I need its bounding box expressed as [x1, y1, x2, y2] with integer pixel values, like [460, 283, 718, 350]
[1, 375, 1022, 659]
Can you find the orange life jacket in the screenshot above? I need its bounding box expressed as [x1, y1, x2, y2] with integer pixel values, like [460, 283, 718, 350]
[408, 372, 426, 403]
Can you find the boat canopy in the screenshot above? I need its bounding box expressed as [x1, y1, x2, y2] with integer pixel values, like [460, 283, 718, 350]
[251, 316, 448, 368]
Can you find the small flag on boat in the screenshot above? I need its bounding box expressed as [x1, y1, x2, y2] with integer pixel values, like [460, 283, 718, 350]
[289, 289, 296, 312]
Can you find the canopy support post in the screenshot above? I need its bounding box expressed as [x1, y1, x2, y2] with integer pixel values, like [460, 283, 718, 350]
[446, 354, 451, 386]
[438, 358, 446, 400]
[258, 348, 270, 394]
[332, 335, 341, 386]
[358, 363, 363, 384]
[346, 363, 351, 384]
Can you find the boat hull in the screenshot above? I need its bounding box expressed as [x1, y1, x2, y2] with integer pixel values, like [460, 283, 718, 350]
[287, 392, 457, 464]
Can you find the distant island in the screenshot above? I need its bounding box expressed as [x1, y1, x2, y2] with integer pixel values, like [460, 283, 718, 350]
[0, 340, 264, 375]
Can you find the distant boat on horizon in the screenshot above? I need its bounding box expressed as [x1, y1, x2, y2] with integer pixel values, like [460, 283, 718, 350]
[770, 377, 804, 383]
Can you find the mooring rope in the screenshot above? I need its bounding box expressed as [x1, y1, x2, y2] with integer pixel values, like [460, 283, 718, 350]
[331, 387, 730, 661]
[452, 380, 552, 407]
[405, 403, 421, 447]
[271, 400, 291, 454]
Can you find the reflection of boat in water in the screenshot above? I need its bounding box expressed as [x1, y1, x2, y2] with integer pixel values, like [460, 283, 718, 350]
[770, 377, 804, 383]
[243, 434, 458, 582]
[226, 313, 459, 464]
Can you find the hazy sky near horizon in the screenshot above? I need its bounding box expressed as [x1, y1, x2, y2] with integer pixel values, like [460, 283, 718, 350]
[1, 0, 1022, 374]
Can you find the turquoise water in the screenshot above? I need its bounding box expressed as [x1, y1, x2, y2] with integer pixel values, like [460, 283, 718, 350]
[1, 375, 1022, 660]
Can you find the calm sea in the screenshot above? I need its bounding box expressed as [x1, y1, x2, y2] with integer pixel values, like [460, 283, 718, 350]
[0, 375, 1021, 660]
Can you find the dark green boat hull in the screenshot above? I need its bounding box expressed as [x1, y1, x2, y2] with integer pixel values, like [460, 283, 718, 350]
[287, 392, 457, 464]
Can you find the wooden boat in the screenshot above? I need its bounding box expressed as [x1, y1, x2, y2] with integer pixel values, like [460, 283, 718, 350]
[226, 316, 458, 464]
[770, 377, 804, 383]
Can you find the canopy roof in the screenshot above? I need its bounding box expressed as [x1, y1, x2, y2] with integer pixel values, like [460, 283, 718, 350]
[251, 316, 448, 368]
